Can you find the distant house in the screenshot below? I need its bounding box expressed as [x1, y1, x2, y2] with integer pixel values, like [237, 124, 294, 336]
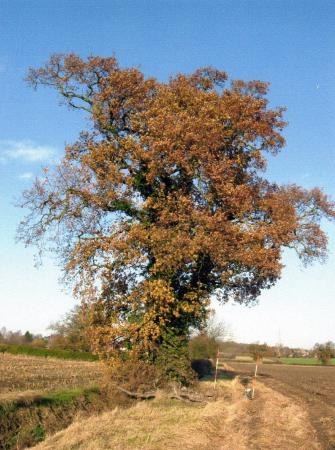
[288, 348, 309, 358]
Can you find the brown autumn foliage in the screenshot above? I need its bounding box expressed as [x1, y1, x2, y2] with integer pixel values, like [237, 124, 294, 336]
[18, 54, 335, 382]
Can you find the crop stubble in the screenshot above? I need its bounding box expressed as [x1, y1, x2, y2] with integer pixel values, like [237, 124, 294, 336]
[0, 353, 104, 397]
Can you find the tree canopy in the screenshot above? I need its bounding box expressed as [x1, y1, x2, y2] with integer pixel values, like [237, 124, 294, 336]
[19, 54, 335, 379]
[314, 342, 335, 364]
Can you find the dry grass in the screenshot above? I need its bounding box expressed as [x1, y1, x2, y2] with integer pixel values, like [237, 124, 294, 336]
[0, 353, 104, 398]
[219, 379, 321, 450]
[33, 397, 212, 450]
[32, 378, 321, 450]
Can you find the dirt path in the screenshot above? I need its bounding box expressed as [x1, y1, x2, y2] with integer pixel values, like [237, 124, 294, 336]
[230, 363, 335, 449]
[214, 378, 321, 450]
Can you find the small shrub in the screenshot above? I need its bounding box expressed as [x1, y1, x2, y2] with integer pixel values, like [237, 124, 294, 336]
[32, 424, 45, 442]
[0, 344, 8, 354]
[107, 358, 162, 393]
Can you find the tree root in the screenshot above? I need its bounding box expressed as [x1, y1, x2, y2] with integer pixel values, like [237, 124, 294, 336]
[115, 386, 207, 404]
[169, 393, 206, 403]
[115, 386, 157, 399]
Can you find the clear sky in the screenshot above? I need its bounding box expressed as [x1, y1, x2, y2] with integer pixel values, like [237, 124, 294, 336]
[0, 0, 334, 348]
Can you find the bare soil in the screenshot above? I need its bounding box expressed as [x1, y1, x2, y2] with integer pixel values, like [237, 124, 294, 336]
[231, 362, 335, 449]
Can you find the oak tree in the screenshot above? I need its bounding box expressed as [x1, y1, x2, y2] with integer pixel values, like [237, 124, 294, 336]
[19, 54, 335, 381]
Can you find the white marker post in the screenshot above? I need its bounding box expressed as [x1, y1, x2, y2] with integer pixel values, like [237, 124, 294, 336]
[251, 360, 259, 399]
[214, 348, 220, 389]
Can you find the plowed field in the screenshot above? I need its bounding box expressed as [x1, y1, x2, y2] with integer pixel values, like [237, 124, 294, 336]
[231, 362, 335, 449]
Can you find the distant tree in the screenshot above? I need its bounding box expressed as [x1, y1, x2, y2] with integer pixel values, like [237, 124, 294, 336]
[325, 341, 335, 358]
[249, 343, 268, 362]
[5, 330, 23, 345]
[0, 327, 5, 342]
[0, 328, 41, 345]
[31, 337, 47, 348]
[189, 310, 229, 359]
[263, 344, 277, 358]
[24, 331, 34, 343]
[18, 54, 335, 384]
[48, 305, 90, 352]
[314, 342, 334, 365]
[217, 340, 250, 359]
[189, 334, 217, 360]
[203, 310, 231, 341]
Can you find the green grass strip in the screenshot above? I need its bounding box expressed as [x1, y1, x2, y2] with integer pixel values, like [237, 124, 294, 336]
[36, 386, 101, 406]
[0, 343, 98, 361]
[0, 386, 101, 412]
[279, 357, 335, 366]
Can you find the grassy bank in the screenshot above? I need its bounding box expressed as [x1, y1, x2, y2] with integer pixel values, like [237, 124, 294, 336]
[0, 386, 113, 449]
[0, 386, 100, 409]
[0, 344, 98, 361]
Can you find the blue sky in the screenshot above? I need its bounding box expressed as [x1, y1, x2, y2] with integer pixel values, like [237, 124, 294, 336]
[0, 0, 334, 347]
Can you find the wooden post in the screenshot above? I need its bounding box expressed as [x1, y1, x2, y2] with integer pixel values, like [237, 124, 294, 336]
[252, 360, 258, 399]
[214, 348, 219, 389]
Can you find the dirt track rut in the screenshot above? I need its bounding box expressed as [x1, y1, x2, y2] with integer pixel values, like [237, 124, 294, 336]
[231, 363, 335, 449]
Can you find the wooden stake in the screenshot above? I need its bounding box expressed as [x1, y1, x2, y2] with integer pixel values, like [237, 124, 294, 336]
[252, 362, 258, 399]
[214, 348, 219, 389]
